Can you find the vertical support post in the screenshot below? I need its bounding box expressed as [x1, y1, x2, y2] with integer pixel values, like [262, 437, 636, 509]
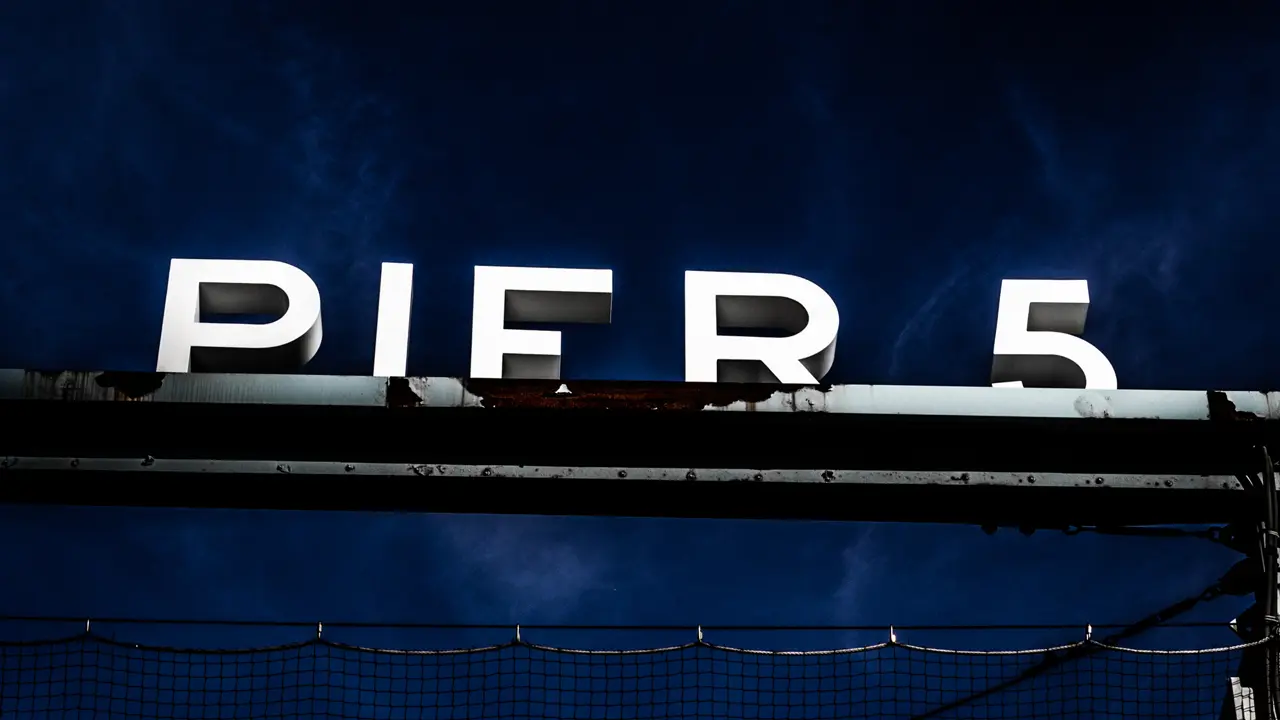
[1258, 448, 1278, 719]
[1224, 447, 1280, 720]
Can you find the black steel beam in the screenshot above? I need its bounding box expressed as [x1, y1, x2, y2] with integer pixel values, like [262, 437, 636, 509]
[1, 370, 1275, 526]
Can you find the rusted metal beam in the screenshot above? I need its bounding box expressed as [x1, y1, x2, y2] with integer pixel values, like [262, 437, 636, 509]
[1, 370, 1276, 524]
[2, 369, 1277, 419]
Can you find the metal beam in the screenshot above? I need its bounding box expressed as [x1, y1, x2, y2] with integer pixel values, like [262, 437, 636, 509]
[0, 457, 1251, 526]
[1, 370, 1276, 525]
[3, 369, 1277, 419]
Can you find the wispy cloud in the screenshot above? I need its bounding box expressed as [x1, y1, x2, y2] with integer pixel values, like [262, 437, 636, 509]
[830, 526, 883, 622]
[887, 264, 973, 379]
[432, 516, 611, 623]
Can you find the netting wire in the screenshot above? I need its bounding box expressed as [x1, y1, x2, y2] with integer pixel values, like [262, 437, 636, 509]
[1, 629, 1272, 719]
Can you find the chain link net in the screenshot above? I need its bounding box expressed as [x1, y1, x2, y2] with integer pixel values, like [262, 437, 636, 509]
[1, 631, 1271, 719]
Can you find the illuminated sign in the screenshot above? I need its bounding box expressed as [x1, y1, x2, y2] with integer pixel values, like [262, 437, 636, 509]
[154, 259, 1118, 388]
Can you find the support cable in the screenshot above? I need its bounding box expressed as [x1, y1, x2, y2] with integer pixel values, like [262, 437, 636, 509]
[909, 564, 1231, 718]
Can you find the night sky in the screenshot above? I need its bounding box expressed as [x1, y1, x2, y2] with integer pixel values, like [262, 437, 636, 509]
[2, 0, 1280, 713]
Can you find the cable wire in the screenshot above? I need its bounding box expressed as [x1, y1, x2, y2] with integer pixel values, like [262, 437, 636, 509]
[907, 570, 1231, 718]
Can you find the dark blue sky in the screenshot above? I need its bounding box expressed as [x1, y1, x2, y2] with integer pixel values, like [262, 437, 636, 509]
[1, 0, 1277, 697]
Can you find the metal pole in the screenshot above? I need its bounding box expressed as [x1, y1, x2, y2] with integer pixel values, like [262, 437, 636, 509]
[1223, 448, 1280, 720]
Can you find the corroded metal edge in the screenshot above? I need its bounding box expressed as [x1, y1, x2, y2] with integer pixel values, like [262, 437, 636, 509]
[0, 457, 1245, 492]
[1, 369, 1276, 420]
[0, 456, 1253, 525]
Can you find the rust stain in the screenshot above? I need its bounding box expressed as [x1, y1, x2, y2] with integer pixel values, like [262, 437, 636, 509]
[25, 370, 72, 401]
[94, 372, 166, 400]
[462, 379, 795, 411]
[1207, 390, 1262, 422]
[386, 377, 423, 407]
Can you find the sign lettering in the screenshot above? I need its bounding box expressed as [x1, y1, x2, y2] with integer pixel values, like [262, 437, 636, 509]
[154, 259, 1116, 389]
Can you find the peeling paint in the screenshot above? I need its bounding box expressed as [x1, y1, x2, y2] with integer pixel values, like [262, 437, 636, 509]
[704, 387, 829, 413]
[1208, 390, 1263, 422]
[462, 379, 793, 411]
[95, 371, 166, 400]
[21, 370, 125, 402]
[386, 377, 423, 407]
